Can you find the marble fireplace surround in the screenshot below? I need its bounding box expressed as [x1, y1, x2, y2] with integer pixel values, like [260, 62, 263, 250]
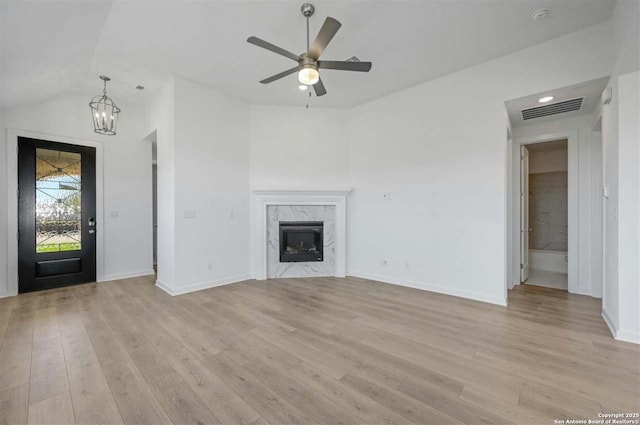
[251, 190, 349, 280]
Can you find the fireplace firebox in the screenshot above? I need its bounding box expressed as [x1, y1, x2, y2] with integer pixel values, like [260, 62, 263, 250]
[279, 221, 324, 263]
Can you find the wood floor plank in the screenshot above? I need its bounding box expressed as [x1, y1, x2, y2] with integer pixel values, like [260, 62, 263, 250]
[458, 385, 554, 425]
[154, 382, 223, 425]
[340, 369, 464, 425]
[204, 350, 312, 425]
[0, 297, 16, 348]
[57, 303, 124, 425]
[124, 299, 262, 425]
[101, 361, 174, 425]
[28, 307, 71, 406]
[103, 294, 225, 424]
[230, 348, 367, 425]
[397, 376, 513, 425]
[287, 361, 414, 425]
[0, 384, 29, 425]
[250, 325, 355, 380]
[27, 392, 75, 425]
[76, 298, 173, 425]
[0, 307, 34, 393]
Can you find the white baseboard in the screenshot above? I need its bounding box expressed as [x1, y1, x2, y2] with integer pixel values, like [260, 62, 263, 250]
[101, 269, 156, 282]
[601, 307, 617, 339]
[348, 271, 507, 306]
[0, 291, 17, 299]
[155, 274, 252, 296]
[601, 308, 639, 344]
[616, 328, 640, 344]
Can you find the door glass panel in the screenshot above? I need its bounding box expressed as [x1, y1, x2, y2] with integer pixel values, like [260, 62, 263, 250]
[35, 149, 81, 253]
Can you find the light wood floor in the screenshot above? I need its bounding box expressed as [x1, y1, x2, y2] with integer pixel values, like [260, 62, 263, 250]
[0, 276, 638, 425]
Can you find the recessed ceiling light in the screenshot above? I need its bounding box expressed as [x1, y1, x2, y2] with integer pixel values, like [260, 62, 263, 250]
[531, 8, 549, 21]
[298, 85, 308, 91]
[538, 96, 554, 103]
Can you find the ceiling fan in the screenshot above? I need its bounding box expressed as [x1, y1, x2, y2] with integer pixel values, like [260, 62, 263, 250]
[247, 3, 372, 97]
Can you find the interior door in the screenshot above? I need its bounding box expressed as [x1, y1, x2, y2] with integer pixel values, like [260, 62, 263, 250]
[18, 137, 97, 293]
[520, 145, 530, 283]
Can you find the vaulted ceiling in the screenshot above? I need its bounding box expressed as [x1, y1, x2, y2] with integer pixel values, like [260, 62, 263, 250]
[0, 0, 615, 110]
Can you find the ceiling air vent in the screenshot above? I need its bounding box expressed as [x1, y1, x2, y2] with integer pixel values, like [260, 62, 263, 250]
[521, 97, 584, 121]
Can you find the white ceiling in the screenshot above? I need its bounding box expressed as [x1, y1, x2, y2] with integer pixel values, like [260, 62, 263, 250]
[0, 0, 615, 110]
[505, 76, 609, 127]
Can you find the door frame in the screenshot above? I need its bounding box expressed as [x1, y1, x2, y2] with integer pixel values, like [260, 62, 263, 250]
[5, 128, 105, 297]
[520, 145, 530, 283]
[511, 130, 578, 294]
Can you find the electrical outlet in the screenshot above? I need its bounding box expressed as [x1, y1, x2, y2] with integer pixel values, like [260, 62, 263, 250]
[229, 210, 235, 219]
[110, 210, 119, 218]
[383, 192, 393, 200]
[207, 262, 213, 271]
[404, 262, 410, 270]
[184, 210, 196, 219]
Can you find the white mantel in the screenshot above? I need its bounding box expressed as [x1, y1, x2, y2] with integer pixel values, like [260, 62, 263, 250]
[251, 189, 350, 280]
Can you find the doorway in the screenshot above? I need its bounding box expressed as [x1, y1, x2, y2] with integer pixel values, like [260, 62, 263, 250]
[521, 139, 569, 290]
[17, 137, 97, 293]
[152, 141, 158, 272]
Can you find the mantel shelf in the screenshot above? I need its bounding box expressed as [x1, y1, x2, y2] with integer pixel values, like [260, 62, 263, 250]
[251, 188, 352, 196]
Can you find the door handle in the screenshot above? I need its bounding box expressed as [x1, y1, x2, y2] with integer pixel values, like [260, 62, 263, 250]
[89, 229, 95, 234]
[528, 228, 534, 232]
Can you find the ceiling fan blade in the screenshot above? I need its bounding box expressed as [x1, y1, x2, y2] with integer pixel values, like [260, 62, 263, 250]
[318, 60, 372, 72]
[247, 36, 300, 62]
[308, 17, 342, 60]
[259, 66, 301, 84]
[313, 78, 327, 97]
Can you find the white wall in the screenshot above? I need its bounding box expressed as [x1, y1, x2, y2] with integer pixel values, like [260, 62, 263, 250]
[0, 113, 6, 295]
[1, 95, 154, 296]
[512, 114, 599, 297]
[347, 22, 613, 306]
[153, 77, 251, 295]
[148, 79, 177, 289]
[615, 71, 640, 343]
[249, 105, 350, 190]
[600, 0, 640, 343]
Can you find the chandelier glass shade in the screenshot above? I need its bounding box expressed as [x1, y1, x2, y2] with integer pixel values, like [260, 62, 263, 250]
[89, 76, 121, 136]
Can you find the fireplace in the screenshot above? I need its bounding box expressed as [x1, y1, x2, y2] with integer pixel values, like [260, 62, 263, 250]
[279, 221, 324, 263]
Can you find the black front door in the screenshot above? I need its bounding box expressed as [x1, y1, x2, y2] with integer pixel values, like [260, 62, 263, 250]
[18, 137, 97, 293]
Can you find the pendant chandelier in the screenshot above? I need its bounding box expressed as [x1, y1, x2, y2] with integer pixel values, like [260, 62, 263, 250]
[89, 75, 121, 136]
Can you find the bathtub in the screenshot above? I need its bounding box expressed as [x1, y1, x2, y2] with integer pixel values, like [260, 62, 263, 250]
[529, 249, 568, 273]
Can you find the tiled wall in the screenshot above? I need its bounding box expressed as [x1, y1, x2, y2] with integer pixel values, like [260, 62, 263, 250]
[529, 171, 568, 251]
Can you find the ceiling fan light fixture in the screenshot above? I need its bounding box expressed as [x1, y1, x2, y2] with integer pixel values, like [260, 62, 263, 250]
[247, 3, 372, 97]
[298, 66, 319, 85]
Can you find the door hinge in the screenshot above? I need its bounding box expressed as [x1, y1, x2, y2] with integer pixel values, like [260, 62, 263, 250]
[520, 263, 524, 269]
